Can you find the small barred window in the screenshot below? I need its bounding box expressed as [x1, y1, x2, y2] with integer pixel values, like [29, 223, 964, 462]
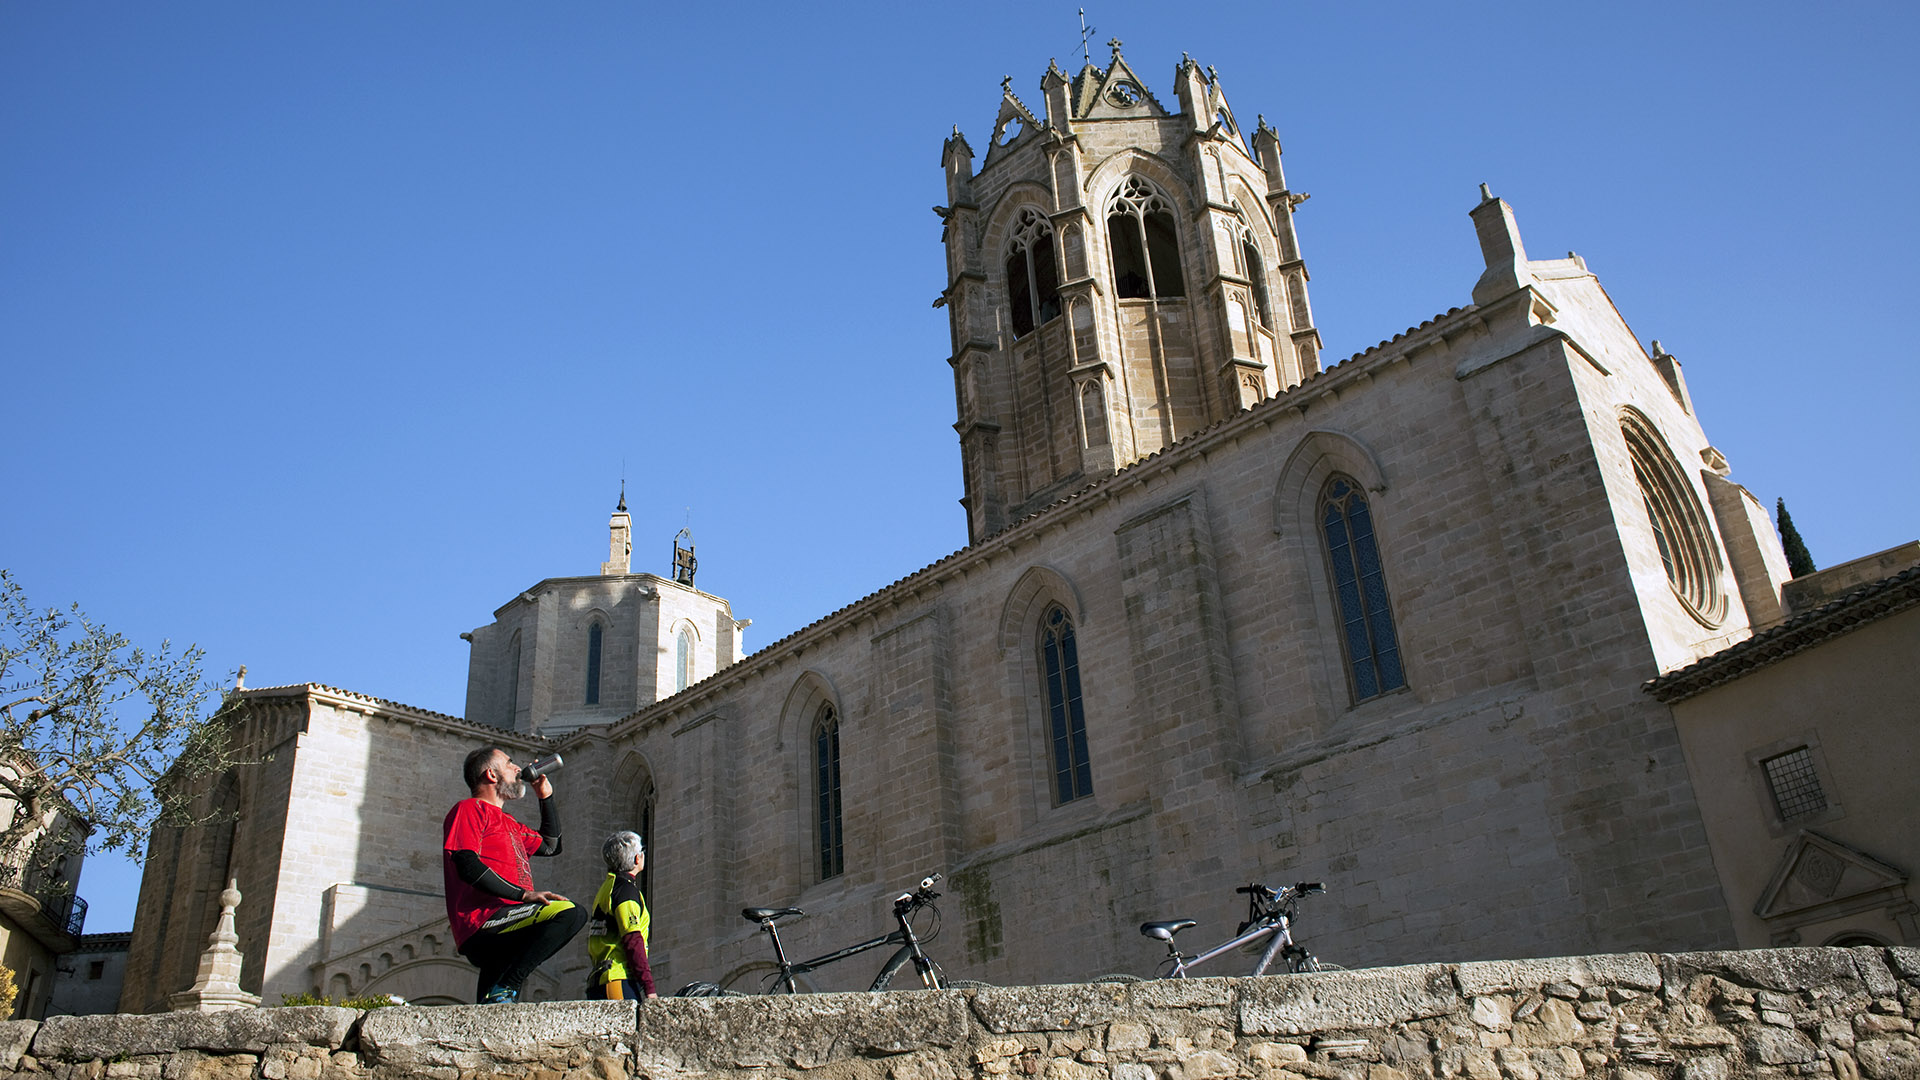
[1762, 747, 1827, 821]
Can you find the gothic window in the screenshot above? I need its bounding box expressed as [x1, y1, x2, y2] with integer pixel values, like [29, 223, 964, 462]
[1240, 226, 1272, 328]
[813, 704, 844, 880]
[1320, 477, 1406, 702]
[585, 622, 604, 705]
[1107, 178, 1185, 300]
[674, 627, 693, 693]
[1039, 605, 1093, 804]
[634, 770, 656, 899]
[1622, 410, 1726, 624]
[1005, 208, 1061, 337]
[1080, 380, 1110, 449]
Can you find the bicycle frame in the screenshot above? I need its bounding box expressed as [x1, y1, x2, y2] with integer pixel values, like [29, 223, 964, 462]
[1165, 911, 1297, 978]
[1147, 881, 1325, 978]
[749, 872, 946, 993]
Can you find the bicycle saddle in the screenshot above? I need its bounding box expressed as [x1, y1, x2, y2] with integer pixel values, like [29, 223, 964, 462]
[742, 907, 804, 923]
[1140, 919, 1197, 941]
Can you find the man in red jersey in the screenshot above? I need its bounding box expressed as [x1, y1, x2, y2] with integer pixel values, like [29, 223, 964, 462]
[443, 745, 587, 1003]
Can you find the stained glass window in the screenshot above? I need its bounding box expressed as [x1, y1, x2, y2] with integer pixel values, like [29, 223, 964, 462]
[1321, 478, 1406, 702]
[1041, 605, 1094, 803]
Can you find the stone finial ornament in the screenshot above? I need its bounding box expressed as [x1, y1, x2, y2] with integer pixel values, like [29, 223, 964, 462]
[170, 878, 261, 1012]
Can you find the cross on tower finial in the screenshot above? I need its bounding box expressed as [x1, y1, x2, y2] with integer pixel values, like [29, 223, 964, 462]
[1002, 75, 1013, 92]
[1108, 36, 1123, 55]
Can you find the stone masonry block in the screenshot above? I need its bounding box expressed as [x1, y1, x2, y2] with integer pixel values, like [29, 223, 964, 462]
[1661, 951, 1878, 997]
[633, 990, 969, 1072]
[1456, 955, 1662, 997]
[358, 1001, 635, 1071]
[0, 1020, 37, 1071]
[31, 1008, 359, 1061]
[1238, 963, 1460, 1036]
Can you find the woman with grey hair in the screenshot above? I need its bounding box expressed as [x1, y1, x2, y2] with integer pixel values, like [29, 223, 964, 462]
[587, 830, 656, 999]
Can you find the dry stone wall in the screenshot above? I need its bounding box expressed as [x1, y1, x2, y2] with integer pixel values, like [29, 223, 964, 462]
[2, 949, 1914, 1080]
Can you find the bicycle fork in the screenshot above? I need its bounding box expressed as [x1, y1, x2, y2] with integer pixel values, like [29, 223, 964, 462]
[893, 893, 939, 989]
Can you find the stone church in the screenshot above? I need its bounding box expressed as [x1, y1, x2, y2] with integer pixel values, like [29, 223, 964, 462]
[118, 42, 1904, 1012]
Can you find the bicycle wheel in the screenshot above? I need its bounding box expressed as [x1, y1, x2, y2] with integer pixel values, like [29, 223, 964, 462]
[1090, 973, 1143, 984]
[721, 961, 819, 995]
[1294, 957, 1344, 973]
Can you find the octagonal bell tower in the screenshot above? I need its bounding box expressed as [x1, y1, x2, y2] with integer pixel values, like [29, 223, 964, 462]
[938, 41, 1321, 543]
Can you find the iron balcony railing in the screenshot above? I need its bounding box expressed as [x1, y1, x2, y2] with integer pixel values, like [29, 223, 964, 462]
[0, 859, 87, 939]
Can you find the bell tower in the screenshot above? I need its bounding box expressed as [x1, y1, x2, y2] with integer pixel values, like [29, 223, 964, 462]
[939, 42, 1321, 543]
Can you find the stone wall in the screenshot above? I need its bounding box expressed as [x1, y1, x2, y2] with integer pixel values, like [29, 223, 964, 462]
[5, 948, 1914, 1080]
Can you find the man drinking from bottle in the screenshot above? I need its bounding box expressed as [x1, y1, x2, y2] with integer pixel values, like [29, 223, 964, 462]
[442, 746, 586, 1003]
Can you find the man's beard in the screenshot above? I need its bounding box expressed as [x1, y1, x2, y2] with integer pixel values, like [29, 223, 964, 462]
[499, 779, 527, 800]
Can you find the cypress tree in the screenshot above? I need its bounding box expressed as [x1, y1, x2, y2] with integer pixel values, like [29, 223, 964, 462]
[1777, 498, 1817, 578]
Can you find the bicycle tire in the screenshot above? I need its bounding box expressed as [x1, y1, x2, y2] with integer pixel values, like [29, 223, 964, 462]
[720, 962, 819, 995]
[1090, 973, 1143, 984]
[944, 979, 994, 989]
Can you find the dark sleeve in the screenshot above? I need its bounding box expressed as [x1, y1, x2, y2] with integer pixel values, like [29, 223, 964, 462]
[622, 929, 655, 997]
[533, 795, 561, 856]
[450, 850, 528, 901]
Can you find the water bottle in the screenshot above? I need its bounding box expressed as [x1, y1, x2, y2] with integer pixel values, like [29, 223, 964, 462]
[523, 753, 564, 779]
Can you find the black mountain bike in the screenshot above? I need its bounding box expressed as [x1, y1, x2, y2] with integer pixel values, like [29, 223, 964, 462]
[736, 872, 981, 993]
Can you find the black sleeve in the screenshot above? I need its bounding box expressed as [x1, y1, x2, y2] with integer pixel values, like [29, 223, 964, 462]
[533, 795, 562, 857]
[450, 850, 528, 901]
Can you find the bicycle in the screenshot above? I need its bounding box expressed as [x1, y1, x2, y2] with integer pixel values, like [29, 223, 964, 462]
[736, 872, 981, 993]
[1100, 881, 1337, 981]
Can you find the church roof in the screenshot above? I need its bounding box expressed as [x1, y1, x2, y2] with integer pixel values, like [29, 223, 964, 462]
[602, 301, 1479, 737]
[1643, 563, 1920, 703]
[236, 682, 551, 744]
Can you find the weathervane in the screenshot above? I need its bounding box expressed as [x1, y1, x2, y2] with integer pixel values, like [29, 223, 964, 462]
[1079, 9, 1094, 67]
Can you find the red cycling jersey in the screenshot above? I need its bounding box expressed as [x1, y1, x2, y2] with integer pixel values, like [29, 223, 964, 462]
[443, 798, 543, 948]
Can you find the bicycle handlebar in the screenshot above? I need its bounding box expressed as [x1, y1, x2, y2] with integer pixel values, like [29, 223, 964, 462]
[1234, 881, 1327, 899]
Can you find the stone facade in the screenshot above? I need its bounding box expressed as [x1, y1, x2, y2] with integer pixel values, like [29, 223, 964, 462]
[46, 934, 129, 1019]
[119, 688, 552, 1013]
[7, 947, 1920, 1080]
[116, 48, 1868, 1010]
[1649, 553, 1920, 952]
[461, 525, 748, 735]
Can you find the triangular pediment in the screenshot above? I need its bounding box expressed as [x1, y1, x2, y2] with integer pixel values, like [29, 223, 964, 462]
[983, 81, 1044, 168]
[1081, 44, 1168, 120]
[1755, 830, 1908, 921]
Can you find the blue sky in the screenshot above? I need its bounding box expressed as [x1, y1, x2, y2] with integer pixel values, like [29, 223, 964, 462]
[4, 2, 1915, 934]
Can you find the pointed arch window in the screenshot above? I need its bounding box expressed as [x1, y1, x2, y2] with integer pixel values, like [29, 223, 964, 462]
[674, 627, 693, 692]
[813, 704, 844, 880]
[1040, 605, 1093, 803]
[1005, 208, 1061, 337]
[1107, 178, 1185, 300]
[1239, 225, 1272, 328]
[585, 622, 604, 705]
[1320, 477, 1406, 702]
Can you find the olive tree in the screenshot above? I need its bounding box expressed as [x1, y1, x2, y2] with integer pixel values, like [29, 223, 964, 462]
[0, 568, 239, 882]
